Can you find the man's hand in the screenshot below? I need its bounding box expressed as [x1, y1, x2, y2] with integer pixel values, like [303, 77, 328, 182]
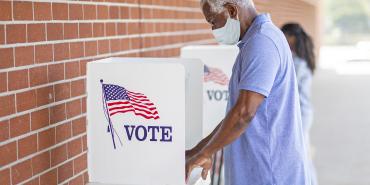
[185, 151, 212, 183]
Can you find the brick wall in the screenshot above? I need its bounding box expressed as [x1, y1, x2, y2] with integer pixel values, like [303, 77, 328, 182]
[0, 0, 319, 185]
[256, 0, 321, 51]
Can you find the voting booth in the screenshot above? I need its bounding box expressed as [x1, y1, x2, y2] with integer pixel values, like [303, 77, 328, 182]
[181, 45, 239, 136]
[87, 57, 205, 185]
[181, 45, 238, 185]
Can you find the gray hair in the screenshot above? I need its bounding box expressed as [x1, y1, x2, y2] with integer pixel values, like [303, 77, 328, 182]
[201, 0, 253, 13]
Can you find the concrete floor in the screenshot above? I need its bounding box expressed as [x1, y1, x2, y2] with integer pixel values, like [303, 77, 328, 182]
[311, 46, 370, 185]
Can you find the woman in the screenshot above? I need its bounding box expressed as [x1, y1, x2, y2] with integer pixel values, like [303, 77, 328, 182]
[282, 23, 318, 185]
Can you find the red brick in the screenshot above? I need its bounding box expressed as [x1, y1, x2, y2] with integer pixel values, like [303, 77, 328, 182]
[109, 6, 119, 19]
[130, 37, 140, 49]
[6, 24, 27, 44]
[79, 23, 92, 38]
[27, 23, 46, 42]
[52, 3, 68, 20]
[84, 41, 97, 57]
[71, 79, 85, 97]
[98, 40, 110, 54]
[130, 7, 140, 19]
[34, 2, 52, 20]
[120, 38, 130, 51]
[0, 120, 9, 142]
[0, 95, 15, 117]
[82, 135, 87, 151]
[16, 90, 37, 112]
[0, 48, 14, 69]
[58, 161, 73, 183]
[83, 171, 89, 184]
[13, 1, 33, 20]
[15, 46, 34, 66]
[110, 39, 121, 52]
[10, 114, 30, 138]
[0, 25, 4, 44]
[0, 72, 7, 93]
[65, 61, 80, 79]
[31, 108, 50, 131]
[127, 22, 140, 34]
[64, 23, 78, 40]
[48, 63, 65, 82]
[24, 177, 39, 185]
[81, 97, 86, 114]
[69, 174, 84, 185]
[18, 134, 37, 158]
[32, 151, 50, 175]
[83, 5, 97, 20]
[72, 117, 86, 136]
[142, 37, 152, 48]
[142, 23, 154, 33]
[73, 153, 87, 174]
[8, 69, 29, 90]
[38, 128, 55, 150]
[79, 60, 89, 76]
[68, 137, 82, 158]
[97, 5, 109, 19]
[69, 4, 83, 20]
[30, 66, 48, 86]
[11, 159, 33, 184]
[141, 8, 152, 19]
[93, 23, 105, 37]
[51, 144, 67, 167]
[70, 42, 84, 59]
[106, 23, 116, 36]
[54, 82, 71, 101]
[117, 23, 127, 35]
[35, 44, 53, 63]
[66, 99, 81, 119]
[0, 1, 12, 20]
[0, 142, 17, 166]
[40, 169, 57, 185]
[0, 168, 10, 185]
[120, 6, 129, 19]
[36, 86, 54, 106]
[47, 23, 63, 41]
[53, 43, 70, 61]
[56, 122, 71, 143]
[50, 103, 66, 124]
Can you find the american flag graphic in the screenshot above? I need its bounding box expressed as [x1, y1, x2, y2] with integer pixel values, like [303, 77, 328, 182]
[102, 83, 160, 120]
[204, 65, 230, 86]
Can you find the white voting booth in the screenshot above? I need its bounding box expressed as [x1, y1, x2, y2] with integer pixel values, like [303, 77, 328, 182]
[181, 45, 239, 137]
[87, 57, 206, 185]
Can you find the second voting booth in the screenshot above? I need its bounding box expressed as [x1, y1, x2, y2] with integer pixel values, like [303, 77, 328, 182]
[87, 57, 206, 185]
[181, 45, 239, 136]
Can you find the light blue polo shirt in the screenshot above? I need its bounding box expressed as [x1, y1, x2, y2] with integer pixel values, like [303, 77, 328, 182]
[224, 14, 311, 185]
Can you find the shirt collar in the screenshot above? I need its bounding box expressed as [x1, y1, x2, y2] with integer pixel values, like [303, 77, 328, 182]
[237, 13, 271, 49]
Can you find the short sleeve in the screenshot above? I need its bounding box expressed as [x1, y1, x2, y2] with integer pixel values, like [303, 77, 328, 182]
[238, 34, 280, 97]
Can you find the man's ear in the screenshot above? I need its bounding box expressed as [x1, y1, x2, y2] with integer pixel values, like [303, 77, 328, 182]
[224, 3, 238, 19]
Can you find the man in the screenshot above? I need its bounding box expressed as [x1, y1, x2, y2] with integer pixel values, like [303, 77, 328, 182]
[186, 0, 311, 184]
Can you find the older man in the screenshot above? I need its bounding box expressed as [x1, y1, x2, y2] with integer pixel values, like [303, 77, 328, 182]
[185, 0, 311, 184]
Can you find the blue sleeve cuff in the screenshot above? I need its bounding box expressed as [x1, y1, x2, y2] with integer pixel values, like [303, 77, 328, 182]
[238, 85, 270, 98]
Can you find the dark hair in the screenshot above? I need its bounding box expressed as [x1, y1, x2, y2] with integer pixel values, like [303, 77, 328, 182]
[281, 23, 316, 73]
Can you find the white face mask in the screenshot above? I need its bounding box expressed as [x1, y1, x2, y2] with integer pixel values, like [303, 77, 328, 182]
[212, 16, 241, 45]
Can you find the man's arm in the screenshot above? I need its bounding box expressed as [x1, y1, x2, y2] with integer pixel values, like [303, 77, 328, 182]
[186, 90, 265, 180]
[186, 123, 221, 157]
